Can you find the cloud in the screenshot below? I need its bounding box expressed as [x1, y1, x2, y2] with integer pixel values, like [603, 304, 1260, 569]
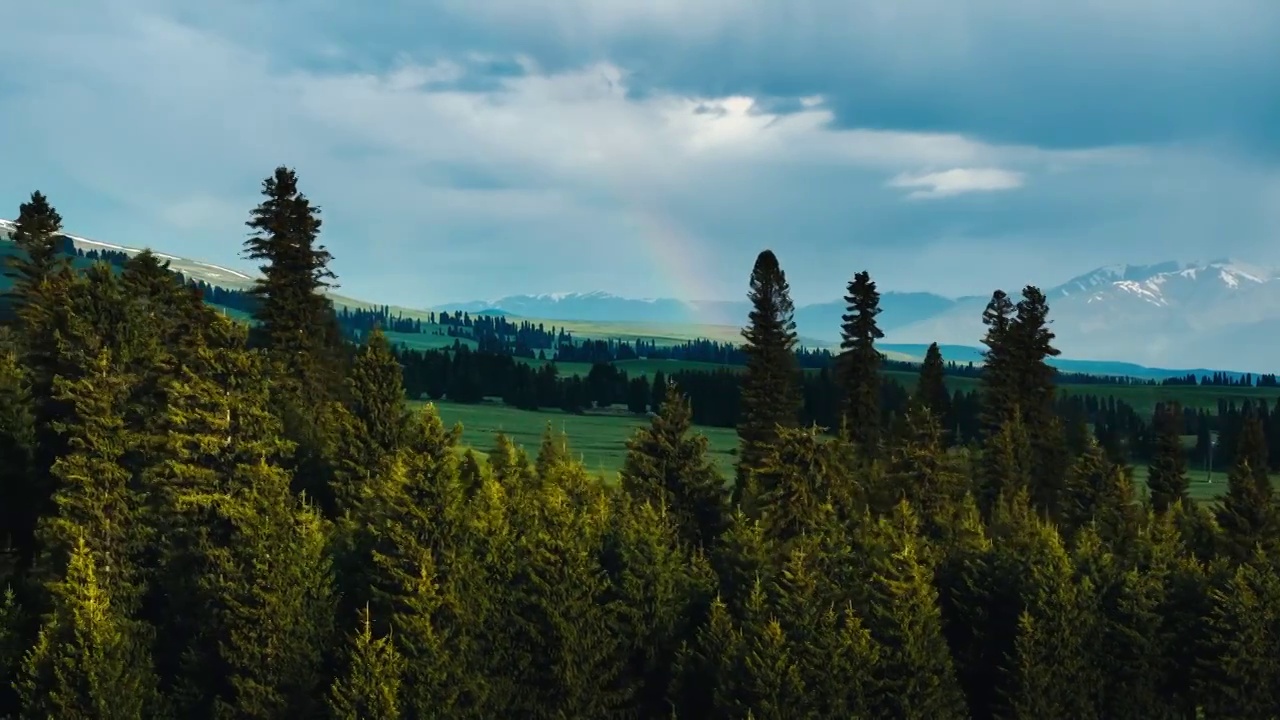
[0, 1, 1276, 309]
[888, 168, 1025, 199]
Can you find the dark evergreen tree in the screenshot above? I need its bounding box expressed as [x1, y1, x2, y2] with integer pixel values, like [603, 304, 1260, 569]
[735, 250, 801, 511]
[857, 503, 968, 719]
[1147, 403, 1190, 514]
[915, 342, 952, 431]
[838, 270, 885, 454]
[243, 166, 337, 359]
[978, 290, 1018, 436]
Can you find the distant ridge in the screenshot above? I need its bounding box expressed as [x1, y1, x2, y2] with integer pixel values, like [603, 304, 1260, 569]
[3, 218, 1275, 375]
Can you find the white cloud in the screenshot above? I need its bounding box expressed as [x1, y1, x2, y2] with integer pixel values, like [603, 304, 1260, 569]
[888, 168, 1026, 199]
[0, 1, 1270, 306]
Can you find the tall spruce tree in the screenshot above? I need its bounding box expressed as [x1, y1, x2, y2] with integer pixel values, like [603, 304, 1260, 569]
[619, 381, 729, 550]
[4, 191, 72, 576]
[30, 346, 145, 615]
[242, 166, 346, 510]
[735, 250, 801, 510]
[978, 290, 1018, 436]
[243, 166, 337, 359]
[1147, 403, 1190, 513]
[838, 270, 885, 454]
[1010, 286, 1067, 516]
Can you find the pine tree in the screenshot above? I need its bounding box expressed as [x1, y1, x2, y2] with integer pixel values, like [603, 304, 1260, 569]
[5, 192, 67, 296]
[769, 542, 881, 718]
[838, 270, 885, 454]
[488, 432, 533, 490]
[915, 342, 951, 432]
[978, 290, 1018, 437]
[1235, 404, 1271, 491]
[0, 587, 25, 716]
[988, 493, 1098, 720]
[1215, 410, 1278, 562]
[242, 166, 346, 510]
[603, 496, 714, 719]
[242, 166, 337, 359]
[669, 594, 745, 718]
[148, 350, 335, 718]
[619, 381, 729, 550]
[932, 493, 997, 719]
[978, 404, 1033, 516]
[710, 510, 772, 617]
[1072, 527, 1179, 719]
[327, 607, 405, 720]
[1147, 403, 1190, 513]
[735, 250, 801, 510]
[18, 537, 160, 719]
[504, 477, 627, 719]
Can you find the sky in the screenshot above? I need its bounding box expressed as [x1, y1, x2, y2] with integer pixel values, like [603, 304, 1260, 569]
[1, 1, 1278, 307]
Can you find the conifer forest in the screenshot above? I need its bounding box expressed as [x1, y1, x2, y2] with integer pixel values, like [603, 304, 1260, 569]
[4, 167, 1280, 719]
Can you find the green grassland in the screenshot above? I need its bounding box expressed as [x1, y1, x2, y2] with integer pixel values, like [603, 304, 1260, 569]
[423, 399, 741, 479]
[423, 399, 1278, 501]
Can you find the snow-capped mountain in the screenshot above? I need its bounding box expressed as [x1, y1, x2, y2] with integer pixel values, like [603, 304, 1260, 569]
[885, 259, 1280, 370]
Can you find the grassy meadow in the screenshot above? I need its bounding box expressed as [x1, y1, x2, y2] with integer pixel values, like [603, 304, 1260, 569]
[422, 398, 1278, 501]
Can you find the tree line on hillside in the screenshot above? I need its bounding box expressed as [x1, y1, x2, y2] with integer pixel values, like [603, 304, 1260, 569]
[10, 226, 1278, 389]
[1, 171, 1280, 718]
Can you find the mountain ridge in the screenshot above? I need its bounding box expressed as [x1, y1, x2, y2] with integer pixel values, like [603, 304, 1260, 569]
[4, 217, 1276, 372]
